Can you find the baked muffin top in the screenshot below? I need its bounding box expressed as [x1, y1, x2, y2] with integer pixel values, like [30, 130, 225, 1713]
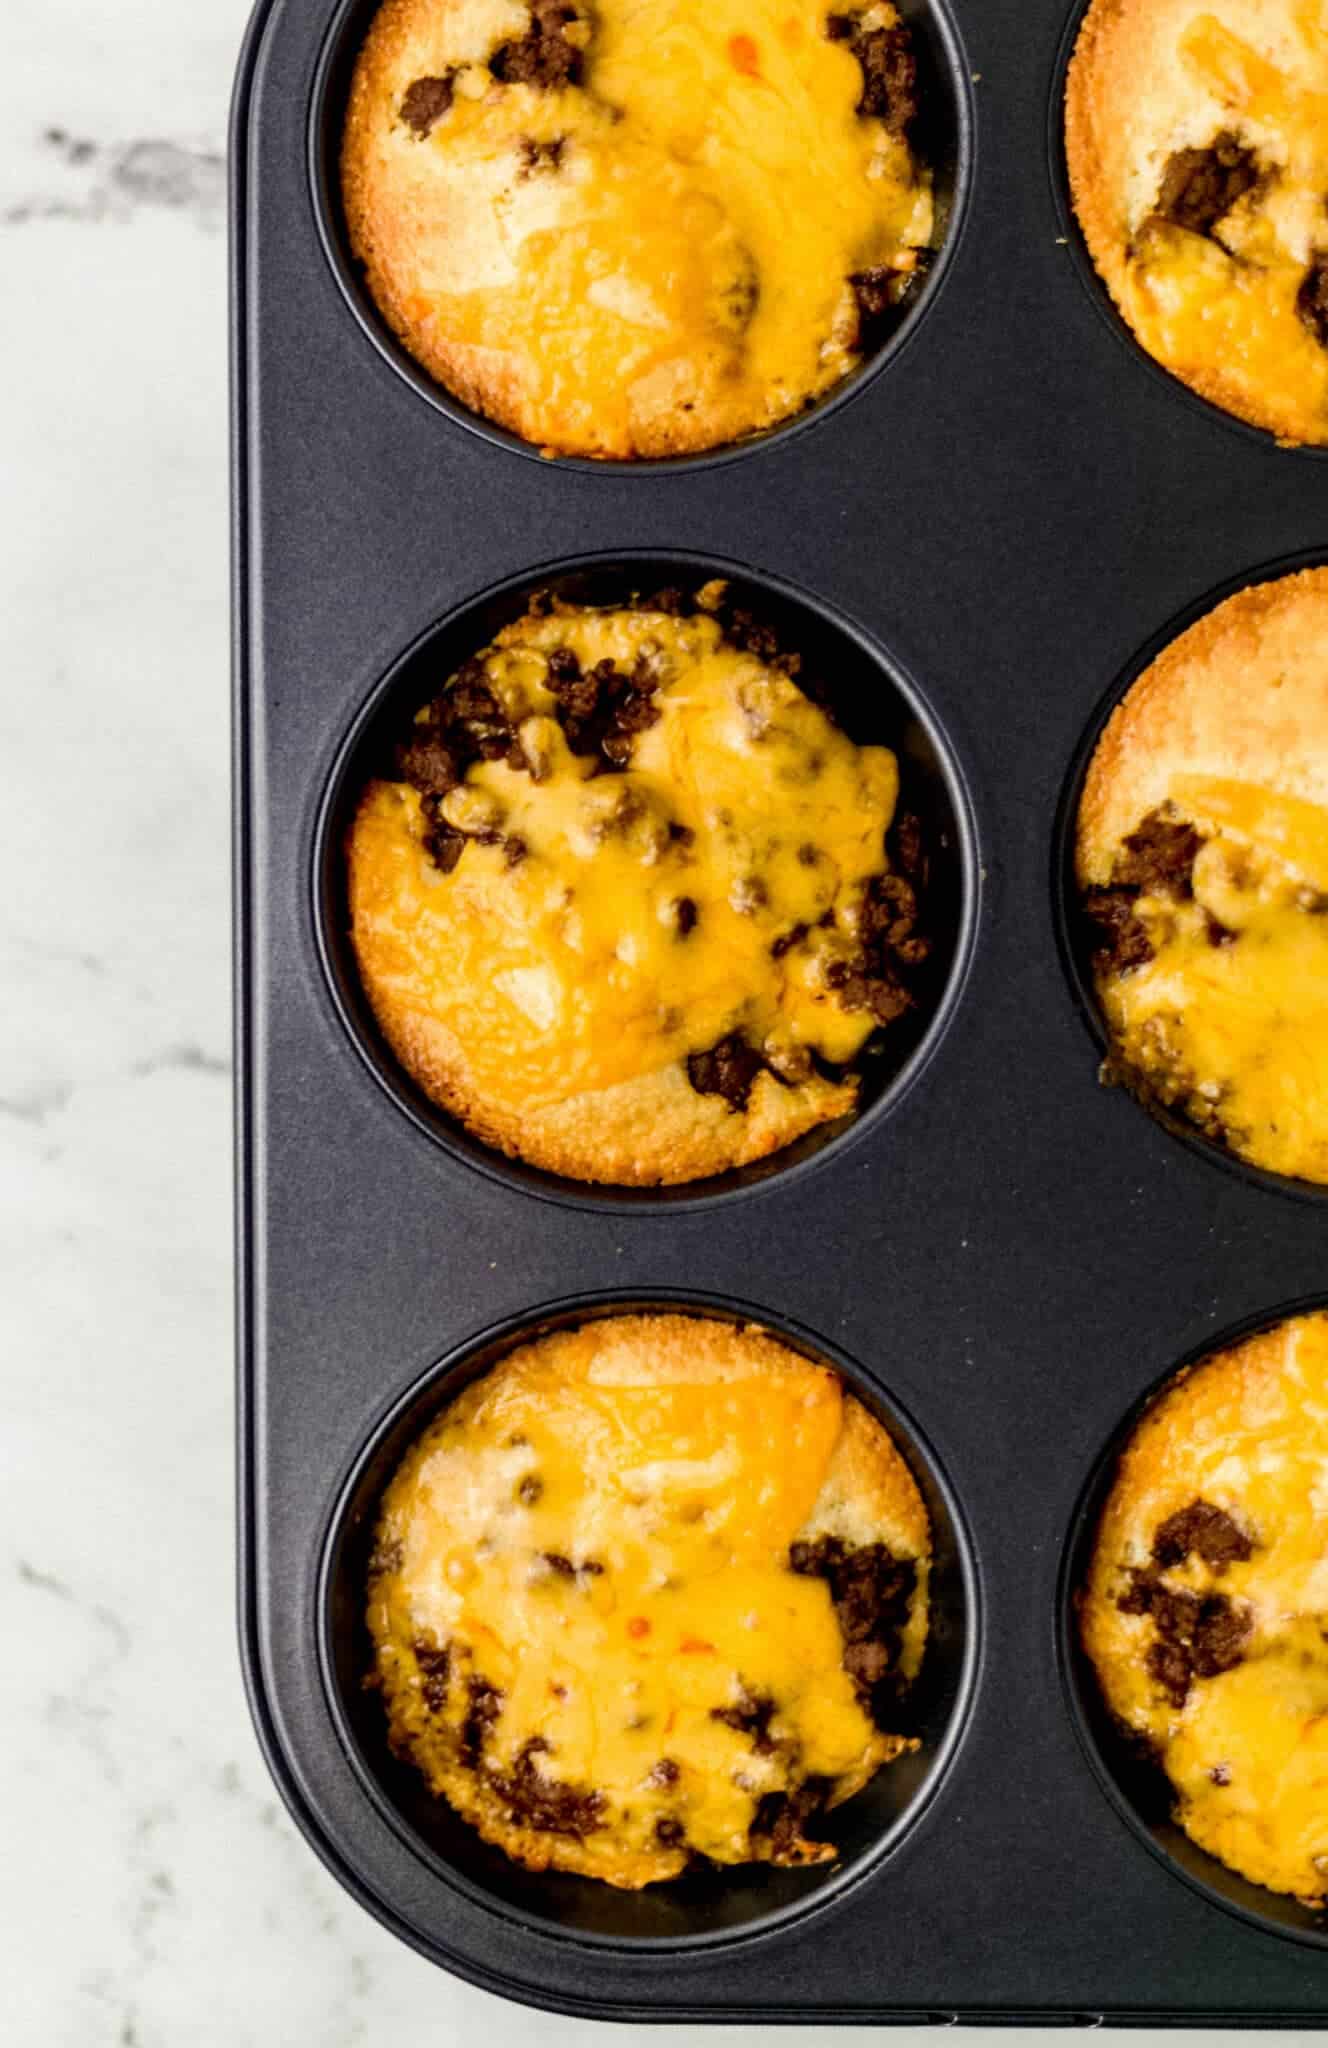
[1077, 568, 1328, 1184]
[1081, 1311, 1328, 1904]
[347, 584, 931, 1185]
[341, 0, 934, 457]
[367, 1314, 931, 1888]
[1065, 0, 1328, 444]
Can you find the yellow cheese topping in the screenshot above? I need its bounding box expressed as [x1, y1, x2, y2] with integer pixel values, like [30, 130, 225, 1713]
[344, 0, 933, 455]
[1085, 1313, 1328, 1903]
[350, 600, 901, 1116]
[1099, 779, 1328, 1182]
[1119, 11, 1328, 441]
[369, 1317, 927, 1887]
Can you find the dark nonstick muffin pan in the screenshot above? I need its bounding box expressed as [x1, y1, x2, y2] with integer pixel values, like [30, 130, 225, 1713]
[233, 0, 1328, 2021]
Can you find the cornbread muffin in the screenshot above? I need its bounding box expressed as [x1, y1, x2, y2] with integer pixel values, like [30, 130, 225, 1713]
[341, 0, 935, 457]
[367, 1314, 931, 1887]
[1065, 0, 1328, 444]
[347, 583, 932, 1186]
[1081, 1311, 1328, 1905]
[1077, 568, 1328, 1184]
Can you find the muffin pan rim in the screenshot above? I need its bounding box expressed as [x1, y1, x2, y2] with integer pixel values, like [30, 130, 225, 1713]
[1050, 543, 1328, 1211]
[309, 545, 983, 1215]
[238, 0, 1328, 2013]
[306, 0, 980, 475]
[1056, 1290, 1328, 1954]
[1044, 0, 1328, 464]
[314, 1286, 984, 1953]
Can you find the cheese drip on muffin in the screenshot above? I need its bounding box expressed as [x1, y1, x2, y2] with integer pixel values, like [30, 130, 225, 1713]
[368, 1314, 931, 1888]
[1081, 1312, 1328, 1904]
[347, 584, 931, 1185]
[341, 0, 934, 456]
[1065, 0, 1328, 444]
[1077, 568, 1328, 1184]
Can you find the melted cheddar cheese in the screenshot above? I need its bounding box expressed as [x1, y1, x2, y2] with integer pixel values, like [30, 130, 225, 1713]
[342, 0, 933, 456]
[348, 597, 909, 1183]
[369, 1316, 929, 1887]
[1083, 1313, 1328, 1903]
[1099, 778, 1328, 1182]
[1066, 0, 1328, 443]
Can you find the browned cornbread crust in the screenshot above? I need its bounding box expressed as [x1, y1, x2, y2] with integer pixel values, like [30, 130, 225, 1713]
[1081, 1312, 1328, 1903]
[341, 0, 934, 456]
[347, 590, 932, 1185]
[368, 1314, 932, 1887]
[1065, 0, 1328, 444]
[1075, 569, 1328, 1183]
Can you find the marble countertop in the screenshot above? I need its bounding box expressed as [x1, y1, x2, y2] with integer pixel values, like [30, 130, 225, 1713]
[0, 2, 1317, 2041]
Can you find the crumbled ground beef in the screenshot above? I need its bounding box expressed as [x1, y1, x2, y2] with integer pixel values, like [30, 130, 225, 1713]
[394, 657, 527, 871]
[648, 1757, 680, 1787]
[400, 74, 455, 137]
[413, 1641, 451, 1712]
[654, 1815, 686, 1846]
[491, 0, 584, 88]
[717, 605, 784, 667]
[488, 1737, 606, 1836]
[1117, 1569, 1252, 1707]
[1083, 887, 1154, 973]
[541, 1551, 604, 1579]
[849, 256, 932, 353]
[1297, 255, 1328, 348]
[710, 1686, 778, 1753]
[542, 646, 661, 765]
[686, 815, 929, 1110]
[1152, 1498, 1254, 1573]
[824, 854, 930, 1028]
[399, 600, 932, 1038]
[1115, 812, 1204, 897]
[1155, 132, 1259, 237]
[750, 1776, 831, 1856]
[517, 134, 565, 176]
[770, 921, 808, 960]
[1083, 808, 1207, 976]
[789, 1535, 916, 1727]
[460, 1677, 503, 1765]
[686, 1031, 766, 1111]
[826, 13, 917, 131]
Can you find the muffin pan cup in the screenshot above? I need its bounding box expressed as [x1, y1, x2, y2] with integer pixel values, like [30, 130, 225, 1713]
[320, 1293, 980, 1947]
[235, 0, 1328, 2021]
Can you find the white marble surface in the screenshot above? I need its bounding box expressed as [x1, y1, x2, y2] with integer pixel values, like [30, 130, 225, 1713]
[0, 3, 1318, 2042]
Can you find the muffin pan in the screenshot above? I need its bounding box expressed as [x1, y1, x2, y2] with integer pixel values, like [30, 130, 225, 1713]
[234, 0, 1328, 2022]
